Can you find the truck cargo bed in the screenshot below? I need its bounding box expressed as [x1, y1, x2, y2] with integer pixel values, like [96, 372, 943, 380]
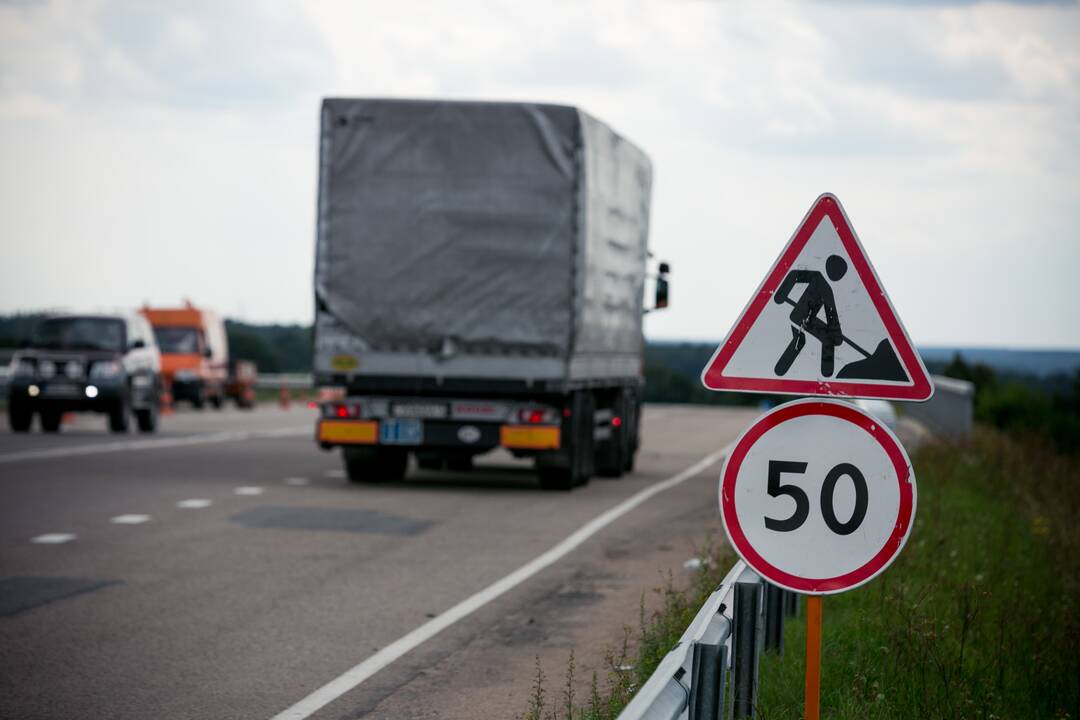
[313, 98, 652, 388]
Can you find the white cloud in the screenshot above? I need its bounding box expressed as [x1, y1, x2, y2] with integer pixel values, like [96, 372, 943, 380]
[163, 15, 208, 54]
[1, 0, 1078, 348]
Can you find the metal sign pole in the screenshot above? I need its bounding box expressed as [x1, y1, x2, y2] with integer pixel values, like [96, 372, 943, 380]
[804, 596, 823, 720]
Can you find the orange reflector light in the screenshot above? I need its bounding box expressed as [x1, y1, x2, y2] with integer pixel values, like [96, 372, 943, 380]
[318, 420, 377, 444]
[500, 425, 560, 450]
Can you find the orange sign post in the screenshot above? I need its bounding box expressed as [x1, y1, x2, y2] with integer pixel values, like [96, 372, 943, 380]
[804, 596, 823, 720]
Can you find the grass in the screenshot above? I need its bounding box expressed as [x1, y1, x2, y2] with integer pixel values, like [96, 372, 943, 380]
[756, 429, 1080, 720]
[522, 428, 1080, 720]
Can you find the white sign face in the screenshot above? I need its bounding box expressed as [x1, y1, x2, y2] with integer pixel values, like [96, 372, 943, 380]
[701, 193, 933, 401]
[719, 398, 916, 595]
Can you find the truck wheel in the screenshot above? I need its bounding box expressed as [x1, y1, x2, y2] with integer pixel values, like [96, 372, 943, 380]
[446, 454, 473, 472]
[136, 405, 159, 433]
[40, 409, 62, 433]
[343, 447, 407, 483]
[192, 386, 205, 409]
[416, 452, 443, 471]
[596, 391, 628, 478]
[210, 394, 223, 410]
[538, 391, 594, 491]
[8, 403, 32, 433]
[538, 467, 575, 491]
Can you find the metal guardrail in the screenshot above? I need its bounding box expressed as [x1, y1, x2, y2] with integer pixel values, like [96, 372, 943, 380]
[901, 373, 975, 438]
[255, 373, 314, 390]
[617, 561, 797, 720]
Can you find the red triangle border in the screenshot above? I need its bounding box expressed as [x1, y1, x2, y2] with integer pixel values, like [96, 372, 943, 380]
[701, 194, 934, 401]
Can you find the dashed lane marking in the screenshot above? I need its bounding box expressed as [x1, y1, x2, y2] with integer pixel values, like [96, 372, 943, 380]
[269, 444, 734, 720]
[0, 426, 311, 466]
[31, 534, 76, 544]
[177, 499, 212, 509]
[283, 477, 310, 486]
[235, 486, 264, 496]
[110, 515, 151, 525]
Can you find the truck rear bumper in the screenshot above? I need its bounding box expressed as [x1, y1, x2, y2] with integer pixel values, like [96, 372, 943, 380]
[316, 418, 560, 451]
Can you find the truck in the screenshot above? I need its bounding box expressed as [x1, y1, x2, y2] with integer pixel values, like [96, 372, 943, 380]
[141, 302, 229, 409]
[312, 98, 668, 490]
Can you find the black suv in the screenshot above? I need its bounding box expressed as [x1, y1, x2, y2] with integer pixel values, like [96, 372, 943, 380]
[7, 313, 163, 433]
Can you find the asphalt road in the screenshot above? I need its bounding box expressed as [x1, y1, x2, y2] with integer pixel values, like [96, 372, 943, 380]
[0, 403, 759, 719]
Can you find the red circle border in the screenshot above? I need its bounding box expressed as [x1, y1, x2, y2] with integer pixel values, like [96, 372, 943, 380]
[719, 399, 915, 594]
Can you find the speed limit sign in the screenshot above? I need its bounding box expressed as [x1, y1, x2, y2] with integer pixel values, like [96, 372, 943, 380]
[719, 398, 916, 595]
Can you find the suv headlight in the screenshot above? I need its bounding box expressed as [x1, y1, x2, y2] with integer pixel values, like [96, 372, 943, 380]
[11, 358, 36, 377]
[90, 361, 124, 379]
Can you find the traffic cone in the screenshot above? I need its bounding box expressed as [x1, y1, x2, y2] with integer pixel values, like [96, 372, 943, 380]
[161, 381, 174, 416]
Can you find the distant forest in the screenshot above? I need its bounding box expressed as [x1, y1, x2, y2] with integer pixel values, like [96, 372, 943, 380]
[3, 315, 1079, 434]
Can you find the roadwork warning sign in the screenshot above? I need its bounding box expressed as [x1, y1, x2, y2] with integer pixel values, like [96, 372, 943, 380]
[701, 193, 933, 401]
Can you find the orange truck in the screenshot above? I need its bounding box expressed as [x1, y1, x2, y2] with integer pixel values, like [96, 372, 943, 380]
[141, 303, 229, 409]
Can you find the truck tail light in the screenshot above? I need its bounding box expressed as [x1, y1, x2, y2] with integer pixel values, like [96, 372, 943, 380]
[612, 416, 622, 427]
[328, 402, 361, 419]
[517, 407, 557, 424]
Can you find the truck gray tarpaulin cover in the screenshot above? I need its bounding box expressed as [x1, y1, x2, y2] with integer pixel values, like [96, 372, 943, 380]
[313, 98, 653, 383]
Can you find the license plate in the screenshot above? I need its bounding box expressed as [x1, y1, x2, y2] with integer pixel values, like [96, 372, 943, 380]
[44, 383, 80, 398]
[391, 402, 448, 419]
[380, 418, 423, 445]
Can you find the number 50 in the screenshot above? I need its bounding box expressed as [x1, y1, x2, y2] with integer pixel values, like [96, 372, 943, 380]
[765, 460, 868, 535]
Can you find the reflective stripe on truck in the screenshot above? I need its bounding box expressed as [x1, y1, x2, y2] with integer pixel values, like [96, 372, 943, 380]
[318, 420, 378, 444]
[499, 425, 561, 450]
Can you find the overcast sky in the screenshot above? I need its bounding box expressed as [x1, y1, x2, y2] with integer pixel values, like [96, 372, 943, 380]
[1, 0, 1078, 348]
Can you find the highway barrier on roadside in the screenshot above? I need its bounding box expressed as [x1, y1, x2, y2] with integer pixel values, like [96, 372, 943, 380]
[617, 560, 796, 720]
[901, 374, 974, 438]
[256, 373, 313, 390]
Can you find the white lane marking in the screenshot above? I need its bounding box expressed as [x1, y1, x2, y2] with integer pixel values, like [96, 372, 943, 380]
[269, 445, 732, 720]
[111, 514, 151, 525]
[283, 477, 310, 486]
[235, 486, 264, 496]
[32, 533, 76, 544]
[0, 426, 311, 466]
[324, 469, 345, 479]
[177, 499, 212, 509]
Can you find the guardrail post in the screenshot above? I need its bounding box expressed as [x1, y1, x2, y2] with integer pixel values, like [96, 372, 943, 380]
[689, 642, 726, 720]
[783, 589, 798, 618]
[731, 581, 761, 718]
[764, 584, 785, 654]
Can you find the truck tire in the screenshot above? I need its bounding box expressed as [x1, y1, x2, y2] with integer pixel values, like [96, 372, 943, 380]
[538, 391, 594, 491]
[416, 452, 443, 471]
[446, 454, 474, 472]
[210, 393, 223, 410]
[40, 409, 62, 433]
[623, 397, 641, 474]
[343, 447, 407, 484]
[596, 390, 629, 478]
[8, 403, 32, 433]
